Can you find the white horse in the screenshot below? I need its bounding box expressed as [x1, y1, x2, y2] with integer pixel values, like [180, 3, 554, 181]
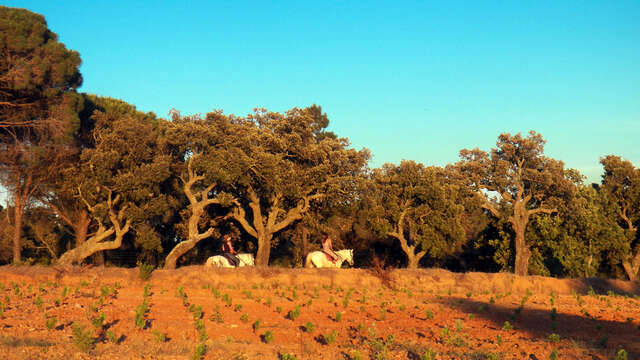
[205, 253, 255, 268]
[305, 249, 354, 268]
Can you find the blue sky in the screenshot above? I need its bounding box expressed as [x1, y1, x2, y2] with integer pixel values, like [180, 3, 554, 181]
[5, 1, 640, 185]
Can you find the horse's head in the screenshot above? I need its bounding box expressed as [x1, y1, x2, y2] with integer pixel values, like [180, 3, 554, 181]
[345, 249, 354, 266]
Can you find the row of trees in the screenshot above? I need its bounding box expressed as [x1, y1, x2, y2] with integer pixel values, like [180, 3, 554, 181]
[1, 7, 639, 280]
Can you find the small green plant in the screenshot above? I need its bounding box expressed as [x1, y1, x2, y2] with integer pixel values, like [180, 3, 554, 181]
[335, 311, 342, 322]
[234, 304, 243, 312]
[616, 349, 628, 360]
[351, 349, 363, 360]
[276, 306, 282, 313]
[323, 330, 338, 345]
[45, 315, 57, 329]
[425, 309, 434, 320]
[287, 305, 301, 320]
[106, 330, 117, 343]
[548, 333, 560, 343]
[192, 343, 207, 360]
[252, 319, 261, 332]
[135, 301, 149, 329]
[91, 312, 105, 329]
[153, 329, 167, 342]
[72, 323, 95, 352]
[303, 321, 315, 333]
[502, 321, 513, 331]
[138, 262, 155, 281]
[549, 349, 559, 360]
[240, 313, 249, 323]
[496, 334, 503, 345]
[262, 330, 274, 344]
[143, 283, 152, 298]
[280, 353, 297, 360]
[455, 319, 464, 332]
[34, 296, 43, 311]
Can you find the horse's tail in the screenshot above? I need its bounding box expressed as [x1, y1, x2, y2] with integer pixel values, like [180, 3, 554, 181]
[305, 254, 313, 268]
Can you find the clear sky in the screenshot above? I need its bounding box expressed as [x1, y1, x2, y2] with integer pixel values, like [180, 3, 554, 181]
[4, 0, 640, 185]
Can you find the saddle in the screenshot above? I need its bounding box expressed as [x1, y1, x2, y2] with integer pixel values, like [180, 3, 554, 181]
[323, 252, 337, 263]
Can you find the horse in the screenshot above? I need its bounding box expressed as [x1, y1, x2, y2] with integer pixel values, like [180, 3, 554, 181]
[305, 249, 354, 268]
[205, 253, 255, 268]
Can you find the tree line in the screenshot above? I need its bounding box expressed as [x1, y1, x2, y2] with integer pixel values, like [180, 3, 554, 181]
[1, 6, 639, 280]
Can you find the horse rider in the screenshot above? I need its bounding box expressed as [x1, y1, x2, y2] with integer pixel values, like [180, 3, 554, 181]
[320, 232, 339, 262]
[221, 234, 240, 267]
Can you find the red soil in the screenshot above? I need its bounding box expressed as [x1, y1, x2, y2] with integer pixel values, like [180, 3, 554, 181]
[0, 265, 638, 359]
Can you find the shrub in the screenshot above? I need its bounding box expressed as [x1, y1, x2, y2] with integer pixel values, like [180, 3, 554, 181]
[287, 305, 301, 320]
[548, 333, 560, 343]
[280, 353, 297, 360]
[106, 330, 117, 343]
[138, 262, 155, 281]
[350, 350, 363, 360]
[45, 316, 57, 329]
[425, 310, 434, 320]
[303, 322, 315, 333]
[262, 331, 274, 344]
[335, 311, 342, 322]
[153, 330, 167, 342]
[240, 313, 249, 323]
[616, 349, 628, 360]
[192, 343, 207, 360]
[549, 349, 559, 360]
[72, 324, 95, 352]
[421, 349, 436, 360]
[502, 321, 513, 330]
[323, 330, 338, 345]
[252, 319, 261, 332]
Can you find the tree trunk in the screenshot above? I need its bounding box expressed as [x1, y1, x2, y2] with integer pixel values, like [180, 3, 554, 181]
[622, 252, 640, 282]
[256, 232, 272, 267]
[164, 240, 197, 270]
[512, 220, 531, 276]
[301, 226, 309, 267]
[75, 209, 90, 247]
[12, 202, 23, 264]
[57, 226, 117, 265]
[163, 201, 214, 269]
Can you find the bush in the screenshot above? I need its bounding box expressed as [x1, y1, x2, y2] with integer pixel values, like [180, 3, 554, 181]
[262, 331, 274, 344]
[72, 324, 95, 352]
[138, 262, 155, 281]
[303, 322, 315, 333]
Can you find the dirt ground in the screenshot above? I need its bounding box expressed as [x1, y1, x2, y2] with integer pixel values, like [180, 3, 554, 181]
[0, 265, 639, 359]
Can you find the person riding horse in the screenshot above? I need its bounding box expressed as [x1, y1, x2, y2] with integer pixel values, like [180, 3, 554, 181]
[221, 234, 240, 267]
[321, 232, 339, 262]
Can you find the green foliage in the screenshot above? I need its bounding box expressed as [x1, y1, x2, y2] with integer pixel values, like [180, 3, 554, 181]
[106, 330, 117, 343]
[240, 313, 249, 323]
[261, 331, 274, 344]
[616, 349, 628, 360]
[280, 353, 297, 360]
[192, 343, 207, 360]
[502, 321, 513, 331]
[72, 324, 94, 352]
[45, 316, 57, 329]
[287, 305, 301, 320]
[303, 321, 315, 333]
[138, 263, 155, 281]
[323, 330, 338, 345]
[152, 330, 166, 342]
[548, 333, 560, 343]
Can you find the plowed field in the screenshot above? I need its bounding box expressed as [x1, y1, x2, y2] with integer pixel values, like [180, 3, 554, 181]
[0, 266, 638, 359]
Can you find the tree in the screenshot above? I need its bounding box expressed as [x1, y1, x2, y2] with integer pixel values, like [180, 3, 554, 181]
[0, 6, 82, 263]
[364, 161, 467, 269]
[160, 110, 247, 269]
[456, 131, 575, 276]
[228, 106, 370, 266]
[600, 155, 640, 281]
[56, 102, 174, 265]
